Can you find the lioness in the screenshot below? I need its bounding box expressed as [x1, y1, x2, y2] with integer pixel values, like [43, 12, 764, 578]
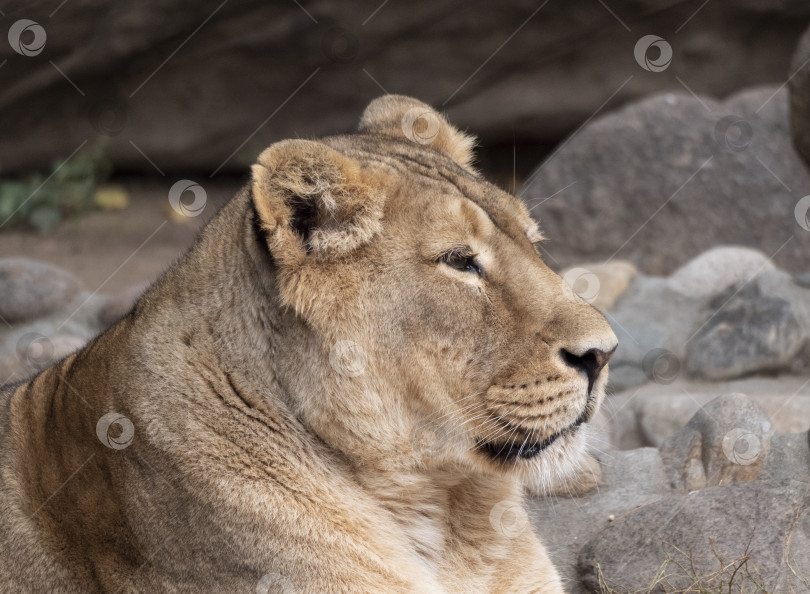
[0, 95, 617, 593]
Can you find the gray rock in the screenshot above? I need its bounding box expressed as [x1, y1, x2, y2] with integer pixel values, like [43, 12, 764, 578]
[666, 246, 774, 299]
[795, 271, 810, 288]
[637, 395, 703, 450]
[522, 87, 810, 274]
[599, 375, 810, 449]
[0, 264, 146, 386]
[606, 273, 702, 392]
[605, 365, 649, 396]
[0, 264, 118, 386]
[0, 258, 82, 324]
[605, 260, 810, 391]
[658, 393, 773, 492]
[2, 2, 810, 176]
[686, 270, 810, 380]
[762, 431, 810, 484]
[529, 447, 673, 592]
[577, 480, 810, 593]
[533, 395, 810, 593]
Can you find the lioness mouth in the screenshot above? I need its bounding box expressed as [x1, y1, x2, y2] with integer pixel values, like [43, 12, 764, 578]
[476, 407, 591, 464]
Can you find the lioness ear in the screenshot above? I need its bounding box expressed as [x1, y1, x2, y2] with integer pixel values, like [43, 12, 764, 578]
[251, 139, 384, 266]
[358, 95, 477, 171]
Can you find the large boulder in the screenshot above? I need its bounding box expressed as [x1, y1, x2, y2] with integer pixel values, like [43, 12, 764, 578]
[686, 269, 810, 380]
[522, 86, 810, 273]
[1, 1, 810, 175]
[0, 258, 82, 324]
[577, 480, 810, 593]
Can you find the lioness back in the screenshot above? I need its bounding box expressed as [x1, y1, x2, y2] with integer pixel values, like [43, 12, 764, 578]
[0, 95, 616, 593]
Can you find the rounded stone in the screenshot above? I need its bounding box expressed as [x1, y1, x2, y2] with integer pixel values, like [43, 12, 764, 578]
[0, 258, 82, 324]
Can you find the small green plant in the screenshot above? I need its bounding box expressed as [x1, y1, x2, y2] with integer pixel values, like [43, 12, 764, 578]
[0, 141, 111, 233]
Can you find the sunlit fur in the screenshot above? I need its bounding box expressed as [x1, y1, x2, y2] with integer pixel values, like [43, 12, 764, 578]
[0, 95, 616, 593]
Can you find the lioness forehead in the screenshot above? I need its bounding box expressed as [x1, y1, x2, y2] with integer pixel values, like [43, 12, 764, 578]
[324, 134, 543, 246]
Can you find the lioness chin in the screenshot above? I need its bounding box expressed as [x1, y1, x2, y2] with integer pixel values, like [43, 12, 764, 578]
[0, 95, 617, 593]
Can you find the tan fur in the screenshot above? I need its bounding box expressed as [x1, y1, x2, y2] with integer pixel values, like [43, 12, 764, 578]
[0, 96, 617, 593]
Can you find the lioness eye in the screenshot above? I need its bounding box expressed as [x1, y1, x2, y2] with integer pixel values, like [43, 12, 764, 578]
[442, 249, 483, 277]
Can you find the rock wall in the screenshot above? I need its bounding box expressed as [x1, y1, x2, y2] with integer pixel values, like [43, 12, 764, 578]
[1, 0, 809, 176]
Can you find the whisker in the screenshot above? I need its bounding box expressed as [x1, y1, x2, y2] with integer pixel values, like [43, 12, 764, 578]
[419, 391, 486, 426]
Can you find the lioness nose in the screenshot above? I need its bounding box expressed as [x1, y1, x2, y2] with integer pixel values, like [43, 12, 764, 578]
[560, 346, 616, 389]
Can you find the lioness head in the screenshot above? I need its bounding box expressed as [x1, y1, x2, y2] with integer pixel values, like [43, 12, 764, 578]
[249, 95, 617, 489]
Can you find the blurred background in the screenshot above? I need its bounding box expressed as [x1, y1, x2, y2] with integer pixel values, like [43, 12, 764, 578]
[3, 0, 810, 291]
[4, 1, 810, 379]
